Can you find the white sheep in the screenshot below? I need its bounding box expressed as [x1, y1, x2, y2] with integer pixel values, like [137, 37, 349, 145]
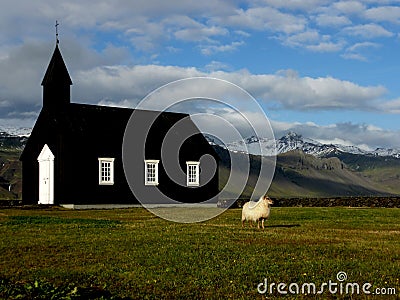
[241, 195, 273, 229]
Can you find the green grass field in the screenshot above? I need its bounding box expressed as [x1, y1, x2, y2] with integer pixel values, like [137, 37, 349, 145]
[0, 207, 399, 299]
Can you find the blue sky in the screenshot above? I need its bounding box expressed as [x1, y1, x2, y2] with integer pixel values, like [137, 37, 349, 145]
[1, 0, 400, 150]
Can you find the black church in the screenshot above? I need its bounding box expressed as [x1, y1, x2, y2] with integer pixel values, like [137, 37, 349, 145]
[20, 43, 219, 206]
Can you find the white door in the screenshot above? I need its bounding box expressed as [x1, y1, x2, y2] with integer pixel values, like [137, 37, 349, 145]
[37, 144, 54, 204]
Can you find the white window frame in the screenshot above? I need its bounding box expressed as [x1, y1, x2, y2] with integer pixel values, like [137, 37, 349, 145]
[98, 158, 115, 185]
[186, 161, 200, 187]
[145, 160, 159, 186]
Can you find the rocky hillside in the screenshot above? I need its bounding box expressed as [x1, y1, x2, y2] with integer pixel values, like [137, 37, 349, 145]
[0, 149, 22, 199]
[215, 146, 400, 199]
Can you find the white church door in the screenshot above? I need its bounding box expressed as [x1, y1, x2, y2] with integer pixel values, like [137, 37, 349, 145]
[37, 144, 55, 204]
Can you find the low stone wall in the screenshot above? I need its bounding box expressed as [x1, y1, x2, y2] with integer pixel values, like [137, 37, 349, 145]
[269, 197, 400, 208]
[0, 200, 22, 207]
[221, 197, 400, 208]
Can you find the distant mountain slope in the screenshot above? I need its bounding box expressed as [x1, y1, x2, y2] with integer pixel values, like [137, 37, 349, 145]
[0, 131, 28, 149]
[269, 150, 396, 197]
[214, 145, 399, 199]
[0, 128, 30, 199]
[326, 152, 400, 195]
[0, 149, 22, 199]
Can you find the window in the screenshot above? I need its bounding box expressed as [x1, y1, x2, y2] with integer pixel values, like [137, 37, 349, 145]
[186, 161, 200, 186]
[98, 158, 114, 185]
[145, 160, 159, 185]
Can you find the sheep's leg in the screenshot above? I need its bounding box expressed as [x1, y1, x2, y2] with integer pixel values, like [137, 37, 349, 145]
[261, 218, 265, 229]
[242, 219, 245, 227]
[257, 219, 260, 229]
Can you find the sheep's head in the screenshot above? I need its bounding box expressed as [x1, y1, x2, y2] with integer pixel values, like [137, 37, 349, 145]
[261, 195, 273, 205]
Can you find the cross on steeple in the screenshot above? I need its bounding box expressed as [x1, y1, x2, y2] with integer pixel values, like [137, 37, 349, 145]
[42, 30, 72, 110]
[55, 20, 60, 44]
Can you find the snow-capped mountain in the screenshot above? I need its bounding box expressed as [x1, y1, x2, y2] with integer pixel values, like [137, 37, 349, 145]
[220, 132, 400, 159]
[372, 148, 400, 158]
[0, 127, 31, 148]
[0, 126, 31, 137]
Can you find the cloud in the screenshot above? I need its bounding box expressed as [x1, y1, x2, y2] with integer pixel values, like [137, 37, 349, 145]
[279, 29, 345, 53]
[342, 42, 381, 61]
[343, 23, 393, 39]
[306, 41, 345, 52]
[221, 69, 386, 111]
[200, 41, 244, 55]
[364, 6, 400, 23]
[219, 7, 306, 34]
[174, 25, 228, 42]
[346, 42, 381, 52]
[260, 0, 328, 11]
[380, 98, 400, 114]
[284, 30, 320, 47]
[204, 61, 232, 72]
[314, 14, 352, 27]
[333, 1, 366, 15]
[70, 65, 388, 113]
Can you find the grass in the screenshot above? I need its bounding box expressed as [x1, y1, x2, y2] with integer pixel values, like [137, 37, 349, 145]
[0, 207, 399, 299]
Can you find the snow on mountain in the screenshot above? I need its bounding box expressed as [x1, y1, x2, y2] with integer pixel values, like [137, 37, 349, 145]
[221, 131, 400, 159]
[372, 148, 400, 158]
[225, 135, 275, 156]
[0, 126, 31, 137]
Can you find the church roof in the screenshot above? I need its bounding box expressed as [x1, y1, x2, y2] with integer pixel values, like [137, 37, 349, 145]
[41, 45, 72, 86]
[20, 102, 211, 162]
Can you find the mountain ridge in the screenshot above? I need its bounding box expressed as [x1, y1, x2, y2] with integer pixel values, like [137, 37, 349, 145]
[217, 131, 400, 159]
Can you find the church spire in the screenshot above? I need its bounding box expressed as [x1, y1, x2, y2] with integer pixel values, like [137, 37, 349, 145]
[41, 34, 72, 110]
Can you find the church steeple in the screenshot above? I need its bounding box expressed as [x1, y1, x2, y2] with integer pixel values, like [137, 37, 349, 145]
[41, 43, 72, 110]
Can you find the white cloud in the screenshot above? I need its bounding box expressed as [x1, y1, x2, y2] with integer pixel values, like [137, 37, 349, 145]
[200, 41, 244, 55]
[346, 42, 381, 52]
[314, 14, 352, 27]
[219, 7, 306, 34]
[306, 41, 345, 52]
[380, 98, 400, 114]
[333, 1, 366, 14]
[280, 29, 345, 53]
[285, 30, 320, 47]
[174, 25, 228, 42]
[204, 61, 232, 72]
[364, 6, 400, 23]
[261, 0, 329, 11]
[343, 23, 393, 39]
[341, 52, 368, 61]
[342, 42, 381, 61]
[221, 69, 386, 111]
[71, 65, 388, 113]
